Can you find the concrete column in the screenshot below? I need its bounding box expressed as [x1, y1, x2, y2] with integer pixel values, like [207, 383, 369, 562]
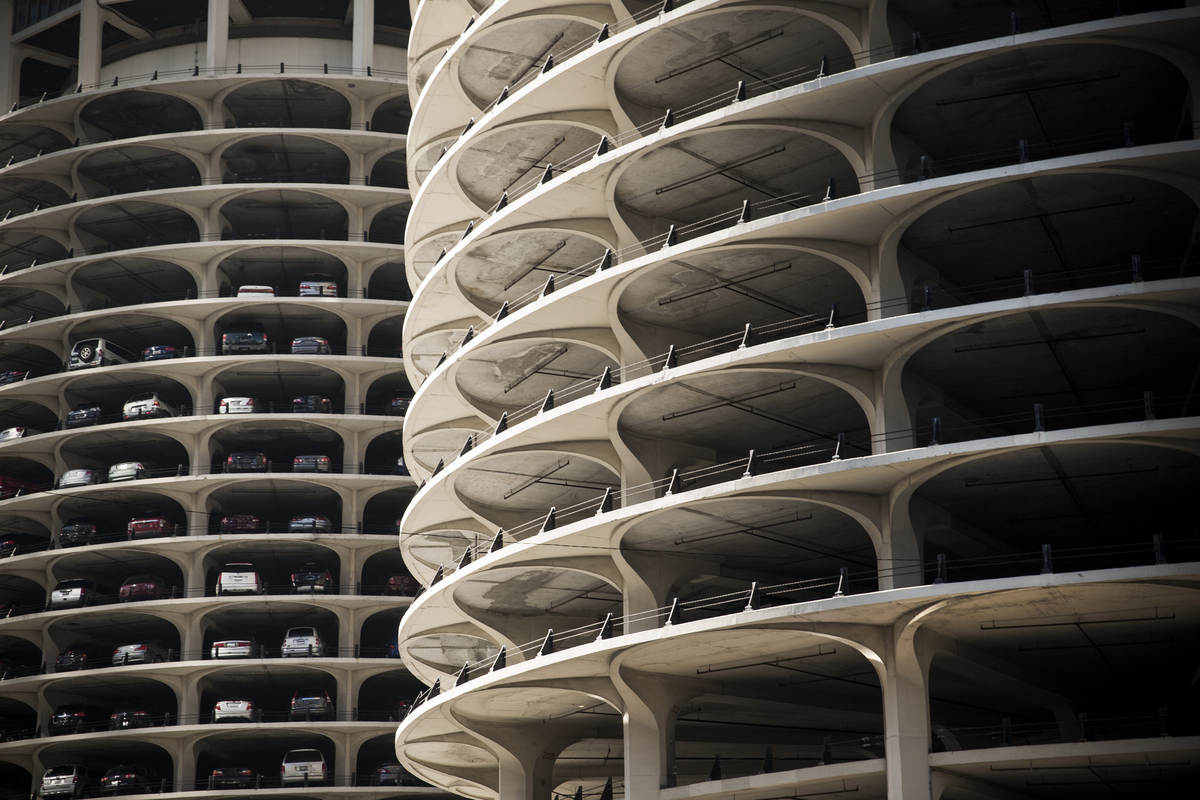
[206, 0, 230, 73]
[881, 624, 933, 800]
[78, 0, 103, 88]
[352, 0, 374, 74]
[611, 670, 693, 792]
[0, 0, 14, 112]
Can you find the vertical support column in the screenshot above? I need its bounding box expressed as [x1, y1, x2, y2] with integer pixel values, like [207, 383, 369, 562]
[206, 0, 230, 73]
[0, 0, 15, 112]
[881, 621, 933, 800]
[77, 0, 103, 88]
[352, 0, 374, 74]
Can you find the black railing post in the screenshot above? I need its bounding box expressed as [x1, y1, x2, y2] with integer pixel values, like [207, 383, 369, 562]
[1153, 534, 1166, 565]
[1040, 543, 1053, 575]
[1143, 390, 1156, 420]
[933, 553, 947, 584]
[1023, 268, 1034, 296]
[1033, 402, 1045, 432]
[1131, 254, 1142, 282]
[1002, 717, 1012, 746]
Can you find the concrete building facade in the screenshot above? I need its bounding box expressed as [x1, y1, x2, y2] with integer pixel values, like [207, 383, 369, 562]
[394, 1, 1200, 799]
[0, 2, 445, 799]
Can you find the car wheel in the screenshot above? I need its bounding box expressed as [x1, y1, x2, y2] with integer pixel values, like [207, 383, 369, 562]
[153, 655, 164, 663]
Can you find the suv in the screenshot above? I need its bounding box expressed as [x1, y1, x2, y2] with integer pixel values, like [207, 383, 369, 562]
[280, 750, 327, 786]
[122, 393, 179, 420]
[59, 522, 98, 548]
[292, 454, 330, 473]
[281, 627, 325, 658]
[112, 641, 171, 666]
[224, 452, 268, 472]
[127, 517, 180, 540]
[49, 579, 105, 609]
[216, 563, 264, 595]
[100, 765, 161, 795]
[292, 395, 331, 413]
[119, 575, 169, 602]
[221, 322, 268, 355]
[290, 565, 332, 593]
[65, 403, 106, 428]
[39, 765, 101, 798]
[107, 461, 159, 482]
[68, 338, 129, 370]
[218, 515, 261, 534]
[290, 336, 331, 355]
[56, 468, 102, 488]
[289, 687, 334, 720]
[299, 273, 338, 297]
[218, 397, 259, 414]
[209, 768, 257, 790]
[48, 704, 110, 735]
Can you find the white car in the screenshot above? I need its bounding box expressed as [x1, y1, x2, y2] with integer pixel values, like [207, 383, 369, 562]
[299, 273, 337, 297]
[280, 749, 327, 785]
[216, 564, 263, 595]
[210, 639, 258, 659]
[56, 468, 102, 488]
[107, 461, 158, 482]
[122, 392, 179, 420]
[281, 626, 325, 658]
[218, 397, 258, 414]
[212, 697, 256, 722]
[112, 641, 170, 665]
[236, 285, 275, 297]
[0, 427, 25, 442]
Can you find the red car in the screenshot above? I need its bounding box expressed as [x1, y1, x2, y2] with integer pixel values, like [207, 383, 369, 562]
[383, 575, 420, 596]
[127, 518, 180, 540]
[0, 475, 38, 499]
[119, 575, 169, 602]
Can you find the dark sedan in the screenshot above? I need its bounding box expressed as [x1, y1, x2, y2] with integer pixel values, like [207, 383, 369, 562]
[209, 768, 257, 790]
[140, 345, 181, 361]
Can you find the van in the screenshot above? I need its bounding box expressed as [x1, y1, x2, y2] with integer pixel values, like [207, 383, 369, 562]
[68, 338, 129, 370]
[221, 322, 268, 355]
[280, 749, 327, 785]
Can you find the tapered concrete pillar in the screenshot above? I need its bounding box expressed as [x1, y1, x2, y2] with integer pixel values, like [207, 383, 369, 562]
[206, 0, 230, 72]
[881, 622, 933, 800]
[352, 0, 374, 73]
[78, 0, 103, 88]
[0, 1, 14, 112]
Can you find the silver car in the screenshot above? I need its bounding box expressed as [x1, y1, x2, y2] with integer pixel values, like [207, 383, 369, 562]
[281, 626, 325, 658]
[122, 392, 179, 420]
[219, 397, 258, 414]
[0, 426, 25, 442]
[56, 468, 102, 488]
[212, 697, 256, 722]
[107, 461, 158, 482]
[280, 749, 327, 785]
[112, 641, 171, 665]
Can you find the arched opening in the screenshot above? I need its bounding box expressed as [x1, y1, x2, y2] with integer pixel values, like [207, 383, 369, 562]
[80, 92, 203, 140]
[198, 600, 341, 658]
[0, 230, 68, 267]
[222, 80, 351, 129]
[73, 200, 198, 252]
[457, 18, 602, 109]
[51, 490, 191, 544]
[207, 420, 345, 477]
[455, 123, 601, 210]
[72, 256, 197, 309]
[198, 665, 336, 725]
[370, 96, 412, 134]
[218, 189, 348, 240]
[0, 573, 46, 622]
[216, 245, 348, 297]
[0, 515, 52, 562]
[76, 146, 201, 197]
[357, 670, 425, 723]
[46, 611, 182, 668]
[454, 229, 609, 314]
[359, 608, 407, 659]
[366, 259, 410, 300]
[203, 480, 343, 536]
[361, 549, 415, 597]
[362, 486, 415, 536]
[18, 56, 72, 102]
[0, 122, 72, 162]
[209, 359, 347, 414]
[0, 175, 70, 217]
[0, 454, 54, 494]
[453, 338, 618, 417]
[62, 368, 195, 424]
[193, 730, 336, 790]
[369, 149, 407, 188]
[367, 202, 410, 245]
[220, 134, 350, 184]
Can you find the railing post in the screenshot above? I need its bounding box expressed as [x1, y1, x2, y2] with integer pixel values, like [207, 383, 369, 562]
[1033, 402, 1045, 432]
[1002, 717, 1012, 746]
[1143, 390, 1156, 420]
[1023, 268, 1034, 296]
[1040, 543, 1053, 575]
[932, 553, 947, 585]
[1153, 534, 1166, 565]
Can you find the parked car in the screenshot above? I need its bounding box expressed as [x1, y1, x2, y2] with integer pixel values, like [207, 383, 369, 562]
[107, 461, 160, 482]
[218, 396, 259, 414]
[289, 687, 334, 720]
[236, 284, 275, 298]
[111, 641, 171, 666]
[218, 515, 261, 534]
[373, 762, 426, 786]
[290, 336, 331, 355]
[56, 468, 102, 489]
[54, 646, 108, 672]
[48, 704, 110, 735]
[49, 579, 106, 609]
[292, 395, 331, 413]
[0, 426, 26, 442]
[281, 627, 325, 658]
[382, 575, 420, 596]
[0, 369, 27, 385]
[212, 698, 256, 723]
[224, 451, 268, 472]
[109, 706, 164, 730]
[119, 575, 169, 602]
[59, 521, 98, 547]
[39, 765, 101, 798]
[209, 767, 257, 790]
[396, 456, 409, 476]
[140, 345, 181, 361]
[210, 638, 258, 659]
[279, 749, 326, 785]
[65, 402, 107, 428]
[299, 273, 338, 297]
[384, 391, 411, 416]
[290, 564, 332, 593]
[292, 454, 330, 473]
[122, 392, 179, 419]
[68, 338, 129, 370]
[288, 515, 331, 533]
[100, 764, 161, 795]
[221, 322, 268, 355]
[216, 563, 264, 595]
[127, 517, 180, 540]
